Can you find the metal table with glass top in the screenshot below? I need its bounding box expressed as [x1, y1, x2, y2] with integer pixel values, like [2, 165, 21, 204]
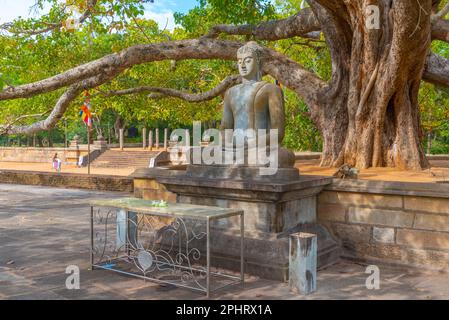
[89, 198, 244, 297]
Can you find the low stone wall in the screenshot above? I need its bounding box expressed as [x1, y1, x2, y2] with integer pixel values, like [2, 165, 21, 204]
[294, 152, 321, 160]
[0, 147, 89, 164]
[0, 170, 133, 192]
[1, 147, 67, 162]
[318, 179, 449, 270]
[292, 152, 449, 162]
[427, 154, 449, 161]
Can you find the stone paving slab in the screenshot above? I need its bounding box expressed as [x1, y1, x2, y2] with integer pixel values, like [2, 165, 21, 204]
[1, 183, 449, 300]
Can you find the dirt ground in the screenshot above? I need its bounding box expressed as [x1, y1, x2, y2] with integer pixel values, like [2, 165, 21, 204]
[296, 159, 449, 183]
[0, 158, 448, 183]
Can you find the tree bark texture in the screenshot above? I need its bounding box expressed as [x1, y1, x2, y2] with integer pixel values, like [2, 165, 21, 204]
[310, 0, 431, 169]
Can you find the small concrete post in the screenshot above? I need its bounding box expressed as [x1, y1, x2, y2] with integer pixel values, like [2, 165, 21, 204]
[185, 129, 190, 147]
[155, 128, 159, 150]
[142, 127, 147, 149]
[149, 130, 153, 151]
[289, 232, 317, 295]
[119, 128, 124, 150]
[164, 128, 168, 149]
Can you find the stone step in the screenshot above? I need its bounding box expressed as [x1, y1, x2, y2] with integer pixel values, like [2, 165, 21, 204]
[91, 149, 157, 168]
[95, 156, 154, 158]
[96, 156, 156, 159]
[94, 159, 151, 161]
[93, 157, 152, 160]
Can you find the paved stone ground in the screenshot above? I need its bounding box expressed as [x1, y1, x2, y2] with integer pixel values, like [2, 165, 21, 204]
[1, 183, 449, 300]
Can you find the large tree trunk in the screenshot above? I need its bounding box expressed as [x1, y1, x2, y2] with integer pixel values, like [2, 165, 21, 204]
[313, 0, 430, 169]
[308, 2, 351, 167]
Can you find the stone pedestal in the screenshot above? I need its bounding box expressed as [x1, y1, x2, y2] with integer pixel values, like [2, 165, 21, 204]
[149, 130, 153, 151]
[119, 129, 124, 150]
[142, 128, 147, 149]
[289, 232, 317, 295]
[93, 136, 108, 151]
[69, 135, 80, 148]
[66, 135, 81, 165]
[149, 165, 340, 281]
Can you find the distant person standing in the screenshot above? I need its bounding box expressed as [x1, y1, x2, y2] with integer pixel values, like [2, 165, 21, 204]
[77, 155, 84, 168]
[52, 153, 62, 172]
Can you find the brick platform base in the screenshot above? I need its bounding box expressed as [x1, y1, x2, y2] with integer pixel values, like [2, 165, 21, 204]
[318, 179, 449, 271]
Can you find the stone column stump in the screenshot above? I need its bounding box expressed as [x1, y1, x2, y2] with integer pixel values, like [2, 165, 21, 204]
[119, 129, 124, 150]
[142, 127, 147, 149]
[149, 130, 153, 151]
[289, 232, 317, 295]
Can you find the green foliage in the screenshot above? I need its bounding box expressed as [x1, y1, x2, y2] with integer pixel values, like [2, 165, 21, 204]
[419, 40, 449, 154]
[0, 0, 330, 151]
[175, 0, 276, 36]
[283, 90, 322, 151]
[0, 1, 234, 140]
[430, 139, 449, 154]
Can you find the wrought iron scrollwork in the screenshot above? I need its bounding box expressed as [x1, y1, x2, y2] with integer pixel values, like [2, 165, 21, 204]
[92, 207, 208, 290]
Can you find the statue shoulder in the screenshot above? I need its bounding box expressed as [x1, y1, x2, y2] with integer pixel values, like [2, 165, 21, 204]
[258, 81, 283, 95]
[224, 85, 235, 101]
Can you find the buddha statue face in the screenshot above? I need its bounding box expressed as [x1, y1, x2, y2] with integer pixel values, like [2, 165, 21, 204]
[237, 42, 262, 81]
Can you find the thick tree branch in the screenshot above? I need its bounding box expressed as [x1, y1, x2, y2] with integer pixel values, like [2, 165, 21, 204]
[0, 86, 83, 135]
[98, 75, 241, 102]
[0, 110, 51, 134]
[307, 0, 352, 102]
[203, 8, 321, 40]
[0, 39, 242, 101]
[0, 0, 97, 36]
[431, 1, 449, 22]
[0, 39, 325, 108]
[423, 51, 449, 87]
[0, 39, 327, 137]
[431, 18, 449, 41]
[0, 70, 119, 135]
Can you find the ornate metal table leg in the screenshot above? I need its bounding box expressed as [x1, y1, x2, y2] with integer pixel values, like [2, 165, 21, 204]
[128, 211, 138, 249]
[206, 217, 211, 298]
[125, 210, 130, 258]
[125, 211, 138, 260]
[90, 206, 94, 270]
[240, 213, 244, 286]
[116, 209, 127, 252]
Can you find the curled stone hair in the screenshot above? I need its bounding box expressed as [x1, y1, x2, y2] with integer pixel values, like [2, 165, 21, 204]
[237, 41, 262, 64]
[237, 41, 263, 80]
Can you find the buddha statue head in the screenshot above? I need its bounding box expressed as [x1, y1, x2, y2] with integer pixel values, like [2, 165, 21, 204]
[237, 41, 263, 82]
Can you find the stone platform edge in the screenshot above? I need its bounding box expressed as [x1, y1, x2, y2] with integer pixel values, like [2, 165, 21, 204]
[326, 178, 449, 199]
